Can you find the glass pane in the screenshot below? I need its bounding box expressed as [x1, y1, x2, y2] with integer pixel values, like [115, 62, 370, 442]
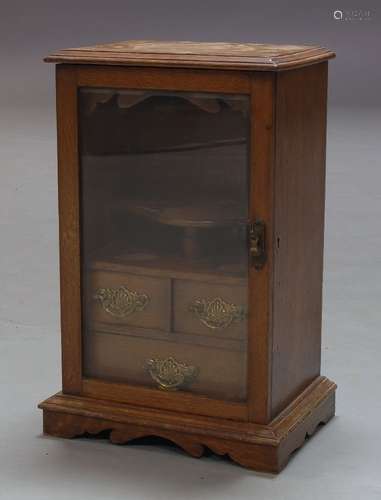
[79, 88, 249, 402]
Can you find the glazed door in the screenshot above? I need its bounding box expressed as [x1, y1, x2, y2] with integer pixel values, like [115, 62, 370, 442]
[57, 66, 261, 420]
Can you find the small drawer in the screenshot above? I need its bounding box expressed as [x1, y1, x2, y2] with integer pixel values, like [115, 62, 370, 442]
[86, 269, 170, 331]
[84, 331, 247, 401]
[173, 279, 247, 339]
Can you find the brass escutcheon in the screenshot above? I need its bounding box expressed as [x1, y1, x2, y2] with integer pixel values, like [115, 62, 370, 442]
[145, 356, 198, 391]
[94, 285, 149, 318]
[189, 297, 245, 330]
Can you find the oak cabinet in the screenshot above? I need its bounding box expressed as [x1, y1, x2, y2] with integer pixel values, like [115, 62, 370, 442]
[39, 40, 337, 472]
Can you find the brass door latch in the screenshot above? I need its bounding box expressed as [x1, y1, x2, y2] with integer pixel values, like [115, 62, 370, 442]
[249, 221, 266, 270]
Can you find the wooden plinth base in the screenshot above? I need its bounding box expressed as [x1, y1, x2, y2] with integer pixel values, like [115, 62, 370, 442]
[38, 376, 336, 473]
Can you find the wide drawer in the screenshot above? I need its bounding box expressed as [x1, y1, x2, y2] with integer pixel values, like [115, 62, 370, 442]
[173, 279, 247, 339]
[84, 331, 247, 402]
[86, 269, 170, 331]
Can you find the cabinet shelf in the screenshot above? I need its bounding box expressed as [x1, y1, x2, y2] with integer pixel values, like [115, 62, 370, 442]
[89, 252, 247, 283]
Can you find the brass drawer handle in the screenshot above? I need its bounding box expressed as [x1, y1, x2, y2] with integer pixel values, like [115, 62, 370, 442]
[94, 285, 149, 318]
[189, 297, 245, 330]
[145, 356, 198, 391]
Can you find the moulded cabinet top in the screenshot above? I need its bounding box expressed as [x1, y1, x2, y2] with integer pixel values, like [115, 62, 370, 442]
[44, 40, 335, 71]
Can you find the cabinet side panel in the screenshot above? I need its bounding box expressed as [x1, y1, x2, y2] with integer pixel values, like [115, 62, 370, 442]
[272, 63, 328, 417]
[56, 65, 82, 394]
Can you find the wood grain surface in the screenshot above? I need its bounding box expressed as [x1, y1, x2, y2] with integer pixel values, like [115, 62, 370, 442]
[271, 63, 329, 417]
[45, 40, 335, 71]
[56, 65, 82, 394]
[39, 376, 336, 473]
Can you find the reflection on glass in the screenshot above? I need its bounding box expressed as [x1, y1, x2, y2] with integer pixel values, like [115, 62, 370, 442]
[80, 88, 250, 402]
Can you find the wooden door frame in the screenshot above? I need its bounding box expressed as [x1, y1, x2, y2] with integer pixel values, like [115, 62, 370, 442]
[248, 73, 275, 423]
[56, 64, 274, 423]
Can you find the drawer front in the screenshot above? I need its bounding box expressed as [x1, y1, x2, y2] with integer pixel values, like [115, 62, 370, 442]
[173, 279, 247, 339]
[87, 270, 170, 331]
[84, 331, 247, 402]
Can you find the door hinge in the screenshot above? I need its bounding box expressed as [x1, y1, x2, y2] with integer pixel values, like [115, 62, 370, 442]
[249, 221, 266, 270]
